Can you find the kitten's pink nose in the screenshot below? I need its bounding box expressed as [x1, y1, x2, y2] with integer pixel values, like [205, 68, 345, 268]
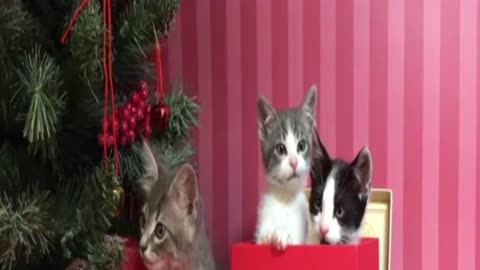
[320, 226, 329, 236]
[289, 159, 298, 171]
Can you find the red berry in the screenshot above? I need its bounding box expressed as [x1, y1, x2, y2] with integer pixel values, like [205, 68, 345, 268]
[139, 88, 149, 100]
[125, 103, 133, 112]
[120, 136, 128, 146]
[138, 100, 146, 110]
[128, 117, 137, 129]
[106, 134, 114, 146]
[130, 92, 141, 105]
[120, 121, 129, 133]
[144, 125, 152, 138]
[127, 130, 135, 142]
[122, 107, 130, 119]
[98, 133, 106, 146]
[139, 80, 148, 90]
[144, 104, 152, 114]
[137, 110, 144, 121]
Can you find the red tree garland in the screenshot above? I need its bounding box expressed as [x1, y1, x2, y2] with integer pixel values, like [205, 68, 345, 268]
[61, 2, 170, 176]
[62, 0, 119, 175]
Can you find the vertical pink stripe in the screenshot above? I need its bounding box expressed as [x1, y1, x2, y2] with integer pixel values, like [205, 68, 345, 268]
[477, 4, 480, 266]
[287, 0, 303, 105]
[404, 0, 423, 269]
[353, 0, 370, 152]
[271, 0, 289, 109]
[257, 0, 272, 197]
[210, 0, 228, 268]
[319, 0, 336, 155]
[226, 0, 243, 248]
[458, 0, 477, 268]
[370, 0, 388, 189]
[240, 0, 258, 242]
[303, 0, 320, 104]
[168, 9, 182, 82]
[335, 0, 354, 160]
[422, 0, 440, 269]
[439, 0, 460, 269]
[477, 3, 480, 267]
[180, 0, 199, 196]
[387, 0, 405, 268]
[195, 0, 214, 243]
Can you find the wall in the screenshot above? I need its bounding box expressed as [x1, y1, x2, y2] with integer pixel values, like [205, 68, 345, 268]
[163, 0, 479, 269]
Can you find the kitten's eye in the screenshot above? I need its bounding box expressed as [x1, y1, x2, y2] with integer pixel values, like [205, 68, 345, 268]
[155, 223, 167, 239]
[297, 140, 306, 152]
[275, 143, 287, 155]
[313, 199, 322, 211]
[335, 207, 344, 218]
[140, 214, 145, 229]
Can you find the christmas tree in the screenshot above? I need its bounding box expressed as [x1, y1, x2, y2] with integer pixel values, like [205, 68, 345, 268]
[0, 0, 199, 269]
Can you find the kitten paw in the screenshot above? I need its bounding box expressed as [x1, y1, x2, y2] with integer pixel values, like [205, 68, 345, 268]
[272, 229, 291, 251]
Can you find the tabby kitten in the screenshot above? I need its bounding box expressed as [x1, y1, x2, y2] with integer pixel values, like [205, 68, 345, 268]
[309, 128, 372, 245]
[254, 85, 317, 250]
[138, 142, 215, 270]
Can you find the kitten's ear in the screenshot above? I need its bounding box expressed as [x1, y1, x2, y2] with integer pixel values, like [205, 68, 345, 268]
[300, 85, 318, 126]
[139, 141, 159, 196]
[351, 146, 372, 200]
[310, 128, 331, 186]
[257, 96, 278, 140]
[169, 163, 199, 214]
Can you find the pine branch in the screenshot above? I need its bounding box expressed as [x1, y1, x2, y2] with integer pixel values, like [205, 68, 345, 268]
[0, 0, 37, 84]
[66, 0, 103, 98]
[0, 191, 58, 270]
[59, 165, 121, 264]
[11, 46, 67, 160]
[160, 82, 199, 146]
[85, 236, 125, 270]
[114, 0, 179, 81]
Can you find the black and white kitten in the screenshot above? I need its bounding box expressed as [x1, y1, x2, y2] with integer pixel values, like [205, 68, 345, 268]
[309, 128, 372, 245]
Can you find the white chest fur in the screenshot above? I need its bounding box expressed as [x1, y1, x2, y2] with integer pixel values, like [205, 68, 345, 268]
[254, 191, 308, 245]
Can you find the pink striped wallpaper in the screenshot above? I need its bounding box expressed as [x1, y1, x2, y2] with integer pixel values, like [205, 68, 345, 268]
[162, 0, 479, 269]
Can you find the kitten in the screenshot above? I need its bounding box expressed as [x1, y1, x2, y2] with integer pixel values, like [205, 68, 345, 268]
[254, 85, 318, 250]
[138, 142, 215, 270]
[309, 128, 372, 245]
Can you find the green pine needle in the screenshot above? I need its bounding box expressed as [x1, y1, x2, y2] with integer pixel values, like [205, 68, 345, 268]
[161, 82, 200, 146]
[12, 46, 67, 147]
[0, 191, 57, 270]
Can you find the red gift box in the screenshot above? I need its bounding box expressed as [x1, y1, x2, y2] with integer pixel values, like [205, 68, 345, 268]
[121, 237, 147, 270]
[231, 238, 379, 270]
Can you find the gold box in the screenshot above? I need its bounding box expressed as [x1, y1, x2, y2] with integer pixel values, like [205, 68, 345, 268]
[304, 188, 392, 270]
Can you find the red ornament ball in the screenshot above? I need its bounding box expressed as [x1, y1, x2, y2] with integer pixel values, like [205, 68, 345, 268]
[151, 104, 170, 131]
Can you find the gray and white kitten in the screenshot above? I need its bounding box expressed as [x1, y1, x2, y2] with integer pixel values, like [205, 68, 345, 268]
[138, 142, 215, 270]
[254, 85, 317, 250]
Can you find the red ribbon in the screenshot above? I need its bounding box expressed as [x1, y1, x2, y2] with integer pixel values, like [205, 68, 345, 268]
[155, 38, 163, 105]
[62, 0, 119, 176]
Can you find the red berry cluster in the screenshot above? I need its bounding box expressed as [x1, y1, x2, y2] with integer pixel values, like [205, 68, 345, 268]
[98, 81, 152, 147]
